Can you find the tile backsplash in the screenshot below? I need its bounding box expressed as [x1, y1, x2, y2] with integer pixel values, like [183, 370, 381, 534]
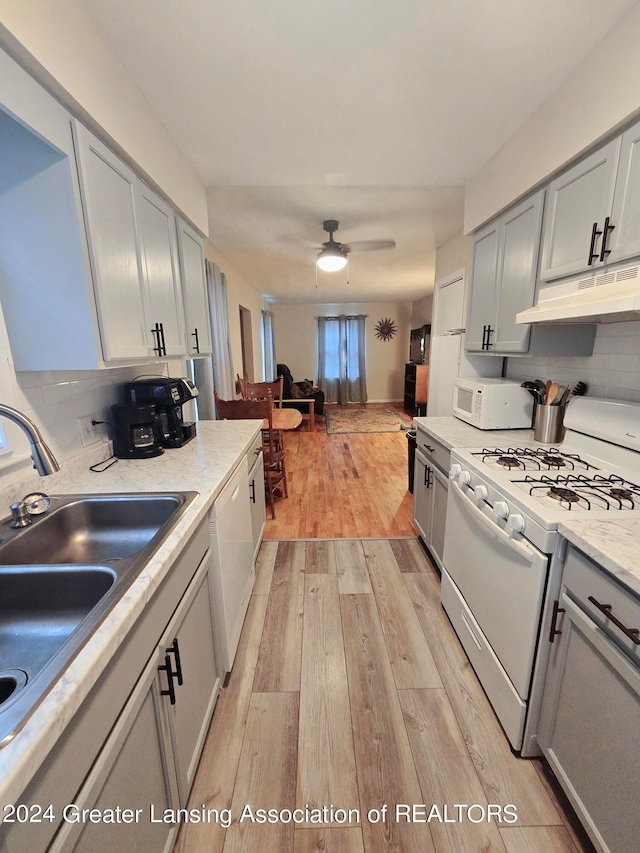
[0, 364, 169, 491]
[505, 320, 640, 402]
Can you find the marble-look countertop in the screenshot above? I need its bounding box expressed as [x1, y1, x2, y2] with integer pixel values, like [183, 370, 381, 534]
[0, 419, 261, 808]
[413, 416, 534, 450]
[558, 519, 640, 599]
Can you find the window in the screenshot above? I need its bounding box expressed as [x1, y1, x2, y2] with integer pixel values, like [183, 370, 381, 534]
[317, 315, 367, 404]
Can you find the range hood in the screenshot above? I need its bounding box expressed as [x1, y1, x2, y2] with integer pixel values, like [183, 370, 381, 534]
[516, 263, 640, 324]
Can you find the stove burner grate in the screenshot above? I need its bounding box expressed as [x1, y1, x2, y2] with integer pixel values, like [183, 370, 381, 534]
[474, 447, 597, 472]
[496, 455, 524, 469]
[548, 486, 580, 503]
[541, 455, 566, 468]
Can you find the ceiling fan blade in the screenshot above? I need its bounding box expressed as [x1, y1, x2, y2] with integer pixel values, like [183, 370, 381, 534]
[342, 239, 396, 253]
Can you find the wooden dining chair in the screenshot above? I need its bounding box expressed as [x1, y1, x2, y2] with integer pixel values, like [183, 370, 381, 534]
[214, 391, 287, 518]
[243, 377, 283, 407]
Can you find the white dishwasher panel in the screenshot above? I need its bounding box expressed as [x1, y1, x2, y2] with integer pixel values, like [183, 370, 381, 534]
[209, 456, 254, 672]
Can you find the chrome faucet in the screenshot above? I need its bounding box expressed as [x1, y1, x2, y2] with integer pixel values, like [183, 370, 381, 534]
[0, 404, 60, 476]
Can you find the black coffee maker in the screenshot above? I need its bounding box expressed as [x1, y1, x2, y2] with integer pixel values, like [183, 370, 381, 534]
[111, 403, 164, 459]
[123, 378, 198, 448]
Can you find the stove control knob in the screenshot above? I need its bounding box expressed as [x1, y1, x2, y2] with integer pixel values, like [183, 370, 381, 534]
[450, 463, 462, 479]
[493, 501, 510, 520]
[474, 484, 489, 501]
[457, 470, 471, 486]
[507, 513, 526, 533]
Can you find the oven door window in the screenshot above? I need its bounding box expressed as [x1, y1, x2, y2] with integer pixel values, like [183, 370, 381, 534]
[443, 481, 548, 699]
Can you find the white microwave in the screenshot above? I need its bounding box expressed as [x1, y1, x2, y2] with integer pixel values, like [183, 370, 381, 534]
[452, 378, 533, 430]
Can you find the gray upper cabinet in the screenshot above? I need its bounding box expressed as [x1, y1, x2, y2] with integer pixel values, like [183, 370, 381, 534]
[73, 122, 152, 361]
[466, 190, 543, 354]
[539, 139, 620, 282]
[540, 116, 640, 283]
[136, 184, 187, 358]
[176, 218, 212, 357]
[465, 220, 500, 351]
[608, 120, 640, 264]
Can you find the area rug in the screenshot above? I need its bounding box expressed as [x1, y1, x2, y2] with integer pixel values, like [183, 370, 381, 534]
[325, 406, 413, 434]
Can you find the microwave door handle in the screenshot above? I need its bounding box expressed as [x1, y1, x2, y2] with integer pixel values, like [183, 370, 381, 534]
[450, 480, 537, 564]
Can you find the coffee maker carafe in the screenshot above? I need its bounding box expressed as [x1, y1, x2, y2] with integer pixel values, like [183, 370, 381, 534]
[111, 403, 164, 459]
[124, 378, 198, 448]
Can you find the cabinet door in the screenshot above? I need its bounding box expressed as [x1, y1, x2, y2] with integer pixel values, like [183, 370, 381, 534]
[539, 138, 620, 282]
[493, 190, 543, 353]
[429, 465, 448, 571]
[176, 218, 212, 357]
[539, 595, 640, 853]
[73, 122, 150, 360]
[608, 119, 640, 265]
[465, 220, 499, 351]
[413, 451, 434, 547]
[50, 649, 179, 853]
[136, 185, 186, 357]
[161, 551, 221, 804]
[248, 450, 266, 562]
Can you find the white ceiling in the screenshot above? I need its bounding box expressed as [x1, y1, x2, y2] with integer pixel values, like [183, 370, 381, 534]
[80, 0, 637, 303]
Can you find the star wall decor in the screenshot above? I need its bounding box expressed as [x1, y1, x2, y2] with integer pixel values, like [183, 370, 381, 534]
[374, 317, 397, 341]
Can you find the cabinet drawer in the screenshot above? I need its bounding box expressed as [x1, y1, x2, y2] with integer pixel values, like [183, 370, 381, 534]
[415, 428, 450, 474]
[563, 545, 640, 664]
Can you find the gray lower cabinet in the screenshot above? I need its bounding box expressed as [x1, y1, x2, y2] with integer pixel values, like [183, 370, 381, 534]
[50, 548, 220, 852]
[413, 429, 449, 571]
[538, 546, 640, 853]
[50, 649, 179, 853]
[0, 519, 221, 853]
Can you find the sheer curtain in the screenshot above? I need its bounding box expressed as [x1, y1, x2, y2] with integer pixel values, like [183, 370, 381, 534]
[317, 315, 367, 404]
[262, 310, 276, 380]
[193, 260, 235, 419]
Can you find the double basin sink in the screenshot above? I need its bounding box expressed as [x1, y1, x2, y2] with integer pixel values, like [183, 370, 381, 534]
[0, 492, 197, 748]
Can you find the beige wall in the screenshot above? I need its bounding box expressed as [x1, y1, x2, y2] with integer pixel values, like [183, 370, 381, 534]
[0, 1, 207, 231]
[434, 232, 471, 282]
[410, 295, 432, 328]
[465, 4, 640, 232]
[203, 242, 264, 383]
[270, 301, 412, 402]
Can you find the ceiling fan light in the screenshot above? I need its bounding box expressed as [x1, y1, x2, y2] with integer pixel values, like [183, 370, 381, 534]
[317, 247, 348, 272]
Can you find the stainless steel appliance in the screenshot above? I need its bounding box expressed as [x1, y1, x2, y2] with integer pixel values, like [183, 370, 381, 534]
[124, 378, 198, 448]
[452, 377, 533, 429]
[441, 396, 640, 756]
[111, 403, 164, 459]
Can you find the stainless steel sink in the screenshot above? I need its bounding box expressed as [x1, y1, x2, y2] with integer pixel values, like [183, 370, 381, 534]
[0, 491, 198, 748]
[0, 494, 187, 566]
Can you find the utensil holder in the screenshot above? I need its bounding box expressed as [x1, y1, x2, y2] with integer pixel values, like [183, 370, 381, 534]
[534, 404, 566, 444]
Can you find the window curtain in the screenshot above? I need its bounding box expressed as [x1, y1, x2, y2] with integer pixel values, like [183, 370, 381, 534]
[317, 315, 367, 404]
[193, 260, 235, 418]
[262, 310, 276, 380]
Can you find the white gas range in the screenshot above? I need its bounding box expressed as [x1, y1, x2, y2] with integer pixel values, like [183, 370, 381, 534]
[440, 397, 640, 757]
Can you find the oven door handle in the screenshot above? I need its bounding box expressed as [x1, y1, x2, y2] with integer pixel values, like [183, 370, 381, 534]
[450, 480, 536, 564]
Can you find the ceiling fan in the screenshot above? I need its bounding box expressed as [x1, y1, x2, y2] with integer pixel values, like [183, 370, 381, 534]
[315, 219, 396, 271]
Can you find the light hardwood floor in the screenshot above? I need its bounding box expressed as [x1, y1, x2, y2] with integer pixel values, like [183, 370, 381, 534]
[175, 539, 595, 853]
[263, 406, 415, 539]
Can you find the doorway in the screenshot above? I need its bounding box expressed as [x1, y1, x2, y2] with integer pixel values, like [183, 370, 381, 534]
[239, 306, 255, 381]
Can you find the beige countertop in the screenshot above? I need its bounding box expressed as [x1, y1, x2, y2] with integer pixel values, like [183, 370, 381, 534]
[413, 416, 534, 450]
[0, 419, 262, 808]
[558, 519, 640, 599]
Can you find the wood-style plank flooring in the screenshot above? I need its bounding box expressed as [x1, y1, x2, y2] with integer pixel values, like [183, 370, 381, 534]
[175, 539, 595, 853]
[263, 406, 415, 539]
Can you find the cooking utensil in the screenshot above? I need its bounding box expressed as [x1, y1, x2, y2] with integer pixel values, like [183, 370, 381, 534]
[534, 379, 547, 403]
[521, 381, 540, 402]
[572, 380, 588, 397]
[545, 379, 552, 401]
[546, 382, 559, 405]
[558, 385, 572, 406]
